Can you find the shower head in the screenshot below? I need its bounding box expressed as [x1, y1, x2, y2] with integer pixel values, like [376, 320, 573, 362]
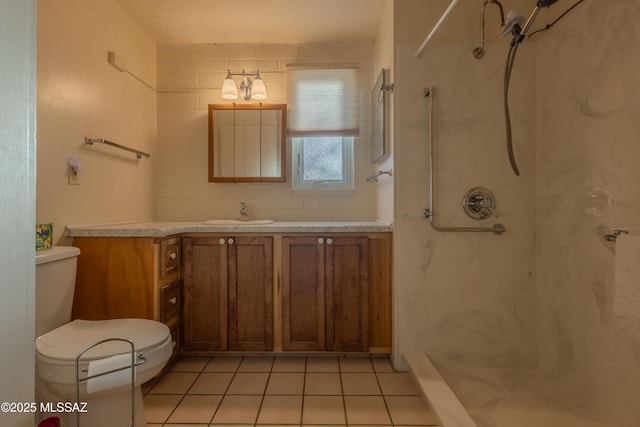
[508, 0, 560, 43]
[500, 9, 526, 38]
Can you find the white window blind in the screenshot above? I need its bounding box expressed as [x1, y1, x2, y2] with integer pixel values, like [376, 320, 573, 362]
[287, 66, 359, 137]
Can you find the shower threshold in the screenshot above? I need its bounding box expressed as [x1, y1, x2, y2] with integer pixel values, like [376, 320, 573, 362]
[404, 352, 607, 427]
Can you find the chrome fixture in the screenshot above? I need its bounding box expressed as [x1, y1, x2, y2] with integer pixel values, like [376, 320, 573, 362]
[462, 187, 498, 220]
[84, 137, 150, 160]
[422, 87, 505, 235]
[604, 229, 629, 242]
[366, 169, 393, 182]
[473, 0, 505, 59]
[222, 69, 267, 101]
[239, 202, 253, 221]
[502, 0, 560, 176]
[75, 338, 138, 427]
[516, 0, 561, 43]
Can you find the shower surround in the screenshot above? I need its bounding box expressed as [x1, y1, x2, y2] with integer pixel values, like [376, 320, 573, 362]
[392, 0, 640, 426]
[536, 1, 640, 424]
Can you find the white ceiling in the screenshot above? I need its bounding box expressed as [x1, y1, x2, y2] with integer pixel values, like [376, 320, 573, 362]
[116, 0, 389, 44]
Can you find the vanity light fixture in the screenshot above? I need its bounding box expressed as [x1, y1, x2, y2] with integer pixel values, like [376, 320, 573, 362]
[221, 69, 267, 101]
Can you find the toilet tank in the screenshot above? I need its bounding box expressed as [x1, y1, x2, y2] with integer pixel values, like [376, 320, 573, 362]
[35, 246, 81, 337]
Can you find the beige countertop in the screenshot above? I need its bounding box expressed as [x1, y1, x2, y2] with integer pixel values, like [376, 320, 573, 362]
[66, 220, 393, 238]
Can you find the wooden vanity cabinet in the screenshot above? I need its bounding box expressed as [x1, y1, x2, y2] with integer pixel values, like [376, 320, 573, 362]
[182, 235, 273, 353]
[72, 230, 391, 356]
[71, 236, 182, 368]
[282, 236, 369, 352]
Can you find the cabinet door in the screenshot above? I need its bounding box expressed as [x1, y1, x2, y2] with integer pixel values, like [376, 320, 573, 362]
[182, 237, 228, 351]
[282, 236, 326, 351]
[326, 237, 369, 352]
[228, 236, 273, 351]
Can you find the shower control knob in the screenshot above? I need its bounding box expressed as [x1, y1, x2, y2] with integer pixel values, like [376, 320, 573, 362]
[462, 187, 498, 220]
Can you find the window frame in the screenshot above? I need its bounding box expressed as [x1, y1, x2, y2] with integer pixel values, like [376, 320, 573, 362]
[292, 136, 354, 190]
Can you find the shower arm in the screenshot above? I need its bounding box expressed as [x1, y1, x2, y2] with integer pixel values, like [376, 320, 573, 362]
[474, 0, 505, 59]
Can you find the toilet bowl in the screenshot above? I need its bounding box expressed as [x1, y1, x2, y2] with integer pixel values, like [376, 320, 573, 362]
[36, 319, 172, 427]
[35, 247, 172, 427]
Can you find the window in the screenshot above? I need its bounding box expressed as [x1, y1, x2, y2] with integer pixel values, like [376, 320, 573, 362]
[287, 66, 358, 190]
[292, 136, 354, 189]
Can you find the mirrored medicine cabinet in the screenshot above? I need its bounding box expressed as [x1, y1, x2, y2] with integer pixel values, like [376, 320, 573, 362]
[208, 103, 286, 182]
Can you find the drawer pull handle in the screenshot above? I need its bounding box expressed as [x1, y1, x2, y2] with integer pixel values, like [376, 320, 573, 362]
[172, 340, 177, 348]
[228, 238, 234, 245]
[326, 238, 333, 245]
[168, 252, 177, 260]
[219, 238, 226, 244]
[318, 238, 324, 244]
[169, 297, 177, 305]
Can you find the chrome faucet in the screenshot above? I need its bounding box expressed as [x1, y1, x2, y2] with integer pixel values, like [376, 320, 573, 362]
[239, 202, 253, 221]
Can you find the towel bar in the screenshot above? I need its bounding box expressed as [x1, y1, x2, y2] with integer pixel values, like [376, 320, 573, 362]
[84, 137, 150, 160]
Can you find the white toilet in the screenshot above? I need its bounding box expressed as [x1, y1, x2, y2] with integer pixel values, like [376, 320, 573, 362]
[35, 246, 172, 427]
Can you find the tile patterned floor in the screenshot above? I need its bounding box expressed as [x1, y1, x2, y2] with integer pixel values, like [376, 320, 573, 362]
[143, 356, 439, 427]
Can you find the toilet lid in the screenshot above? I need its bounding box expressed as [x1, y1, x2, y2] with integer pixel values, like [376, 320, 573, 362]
[36, 318, 170, 361]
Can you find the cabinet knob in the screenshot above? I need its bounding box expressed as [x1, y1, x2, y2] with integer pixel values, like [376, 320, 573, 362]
[318, 238, 324, 244]
[172, 340, 177, 348]
[169, 297, 177, 305]
[168, 252, 177, 260]
[219, 238, 226, 244]
[228, 238, 235, 245]
[326, 238, 333, 245]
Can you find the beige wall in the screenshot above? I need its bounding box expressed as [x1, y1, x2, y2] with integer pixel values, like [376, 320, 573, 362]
[155, 43, 376, 221]
[37, 0, 157, 244]
[374, 0, 394, 222]
[0, 1, 36, 426]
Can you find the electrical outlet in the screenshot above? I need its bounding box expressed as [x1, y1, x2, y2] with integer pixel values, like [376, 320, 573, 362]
[68, 165, 80, 185]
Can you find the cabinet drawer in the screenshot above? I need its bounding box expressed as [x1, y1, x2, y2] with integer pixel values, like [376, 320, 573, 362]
[160, 281, 181, 323]
[160, 237, 181, 278]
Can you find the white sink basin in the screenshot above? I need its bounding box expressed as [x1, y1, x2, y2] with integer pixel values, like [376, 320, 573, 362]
[204, 219, 274, 225]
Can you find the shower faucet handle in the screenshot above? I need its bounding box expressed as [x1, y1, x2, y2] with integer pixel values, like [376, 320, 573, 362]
[462, 187, 499, 220]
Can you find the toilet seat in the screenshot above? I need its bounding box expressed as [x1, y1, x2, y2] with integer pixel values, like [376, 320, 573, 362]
[36, 319, 172, 393]
[36, 318, 170, 363]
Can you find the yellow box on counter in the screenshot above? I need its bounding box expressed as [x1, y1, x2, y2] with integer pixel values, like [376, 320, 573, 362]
[36, 223, 53, 251]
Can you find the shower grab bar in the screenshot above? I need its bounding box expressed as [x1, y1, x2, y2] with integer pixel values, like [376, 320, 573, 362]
[366, 169, 393, 182]
[84, 137, 150, 160]
[422, 87, 506, 235]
